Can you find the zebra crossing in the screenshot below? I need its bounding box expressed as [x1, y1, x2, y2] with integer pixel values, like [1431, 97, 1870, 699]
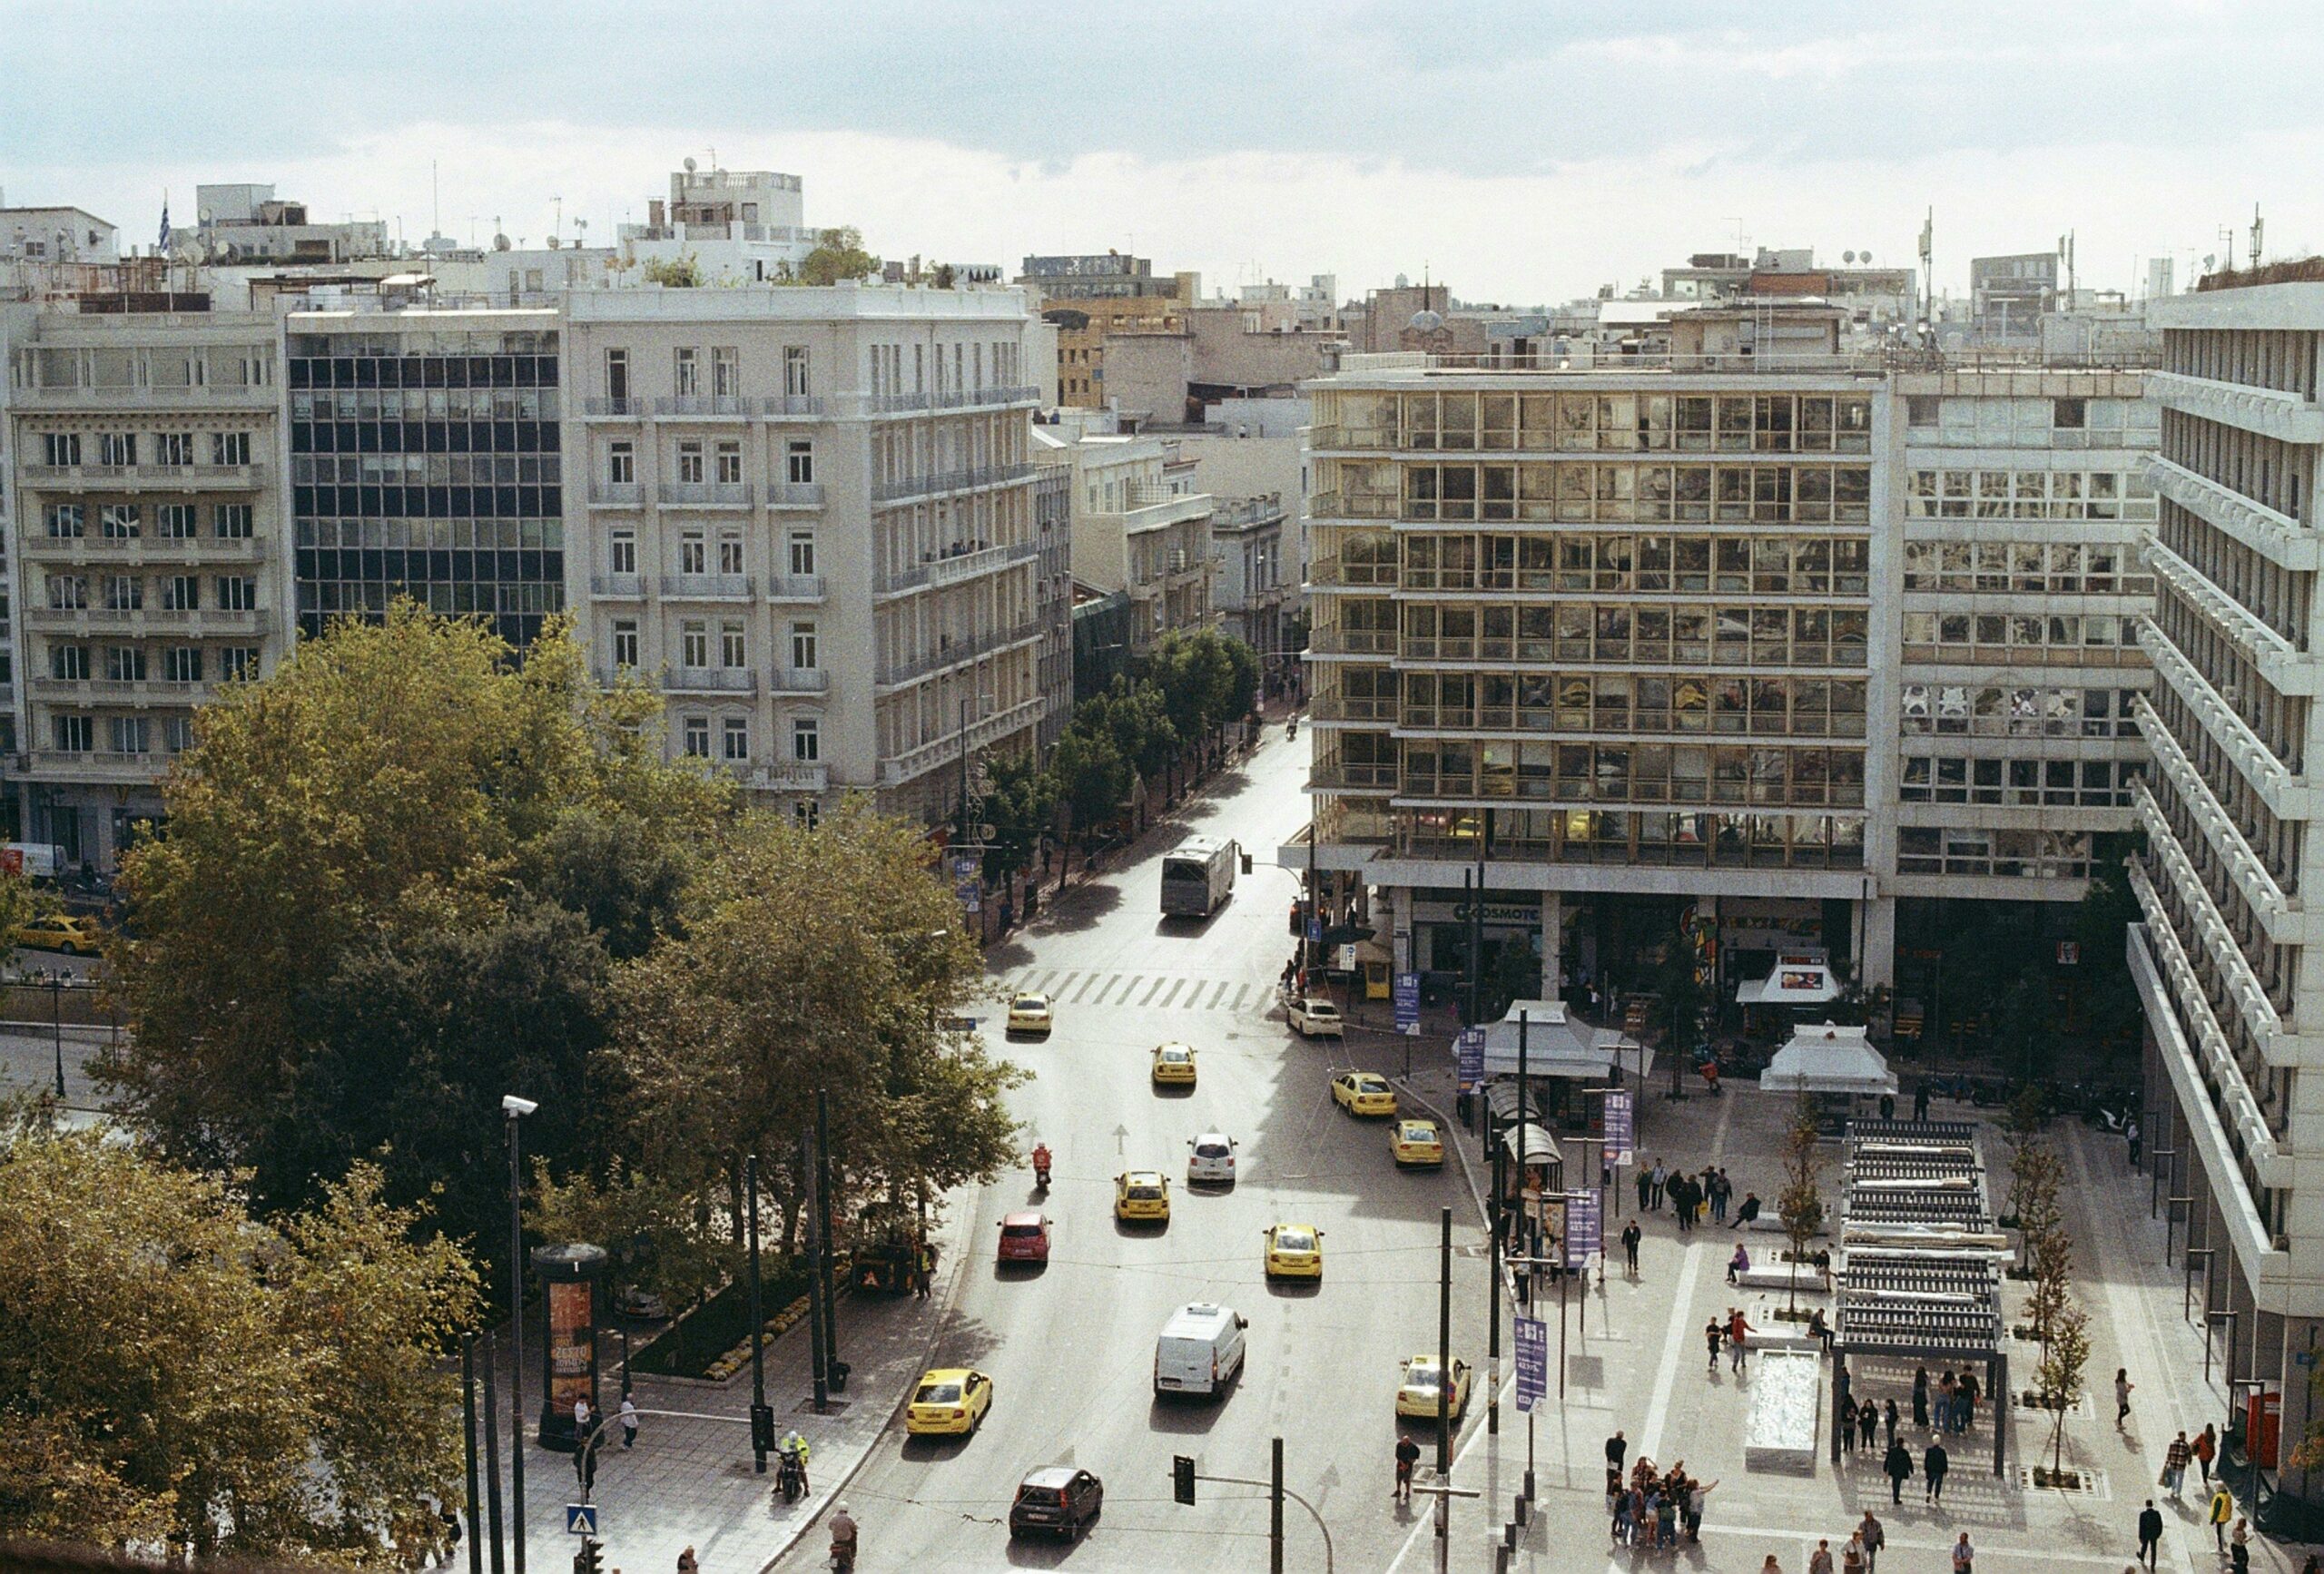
[995, 967, 1280, 1017]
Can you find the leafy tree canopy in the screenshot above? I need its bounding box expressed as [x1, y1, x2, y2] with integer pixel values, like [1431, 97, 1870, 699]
[795, 227, 881, 287]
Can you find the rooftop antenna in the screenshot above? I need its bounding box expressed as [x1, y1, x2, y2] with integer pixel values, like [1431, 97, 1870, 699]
[432, 161, 440, 240]
[2250, 203, 2265, 271]
[552, 195, 563, 245]
[1722, 215, 1746, 259]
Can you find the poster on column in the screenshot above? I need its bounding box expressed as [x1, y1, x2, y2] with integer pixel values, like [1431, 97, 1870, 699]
[1455, 1027, 1485, 1092]
[1603, 1089, 1634, 1167]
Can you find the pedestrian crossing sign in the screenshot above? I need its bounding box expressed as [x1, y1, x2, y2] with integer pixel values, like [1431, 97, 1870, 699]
[565, 1504, 598, 1536]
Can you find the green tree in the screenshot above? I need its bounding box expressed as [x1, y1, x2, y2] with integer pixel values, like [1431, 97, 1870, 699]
[1147, 627, 1261, 743]
[1651, 940, 1709, 1096]
[0, 1119, 478, 1565]
[608, 802, 1025, 1253]
[795, 226, 881, 286]
[1047, 725, 1128, 871]
[1777, 1093, 1826, 1314]
[2036, 1300, 2091, 1481]
[525, 1160, 731, 1360]
[980, 750, 1057, 893]
[642, 253, 702, 287]
[1077, 674, 1176, 784]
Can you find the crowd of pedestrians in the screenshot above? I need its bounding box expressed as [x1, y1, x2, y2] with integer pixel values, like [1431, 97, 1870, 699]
[1604, 1440, 1718, 1549]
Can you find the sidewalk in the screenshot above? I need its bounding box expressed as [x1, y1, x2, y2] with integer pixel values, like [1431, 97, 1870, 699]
[498, 1193, 978, 1574]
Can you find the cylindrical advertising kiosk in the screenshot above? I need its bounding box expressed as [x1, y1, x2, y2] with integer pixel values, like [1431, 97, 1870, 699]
[533, 1242, 607, 1451]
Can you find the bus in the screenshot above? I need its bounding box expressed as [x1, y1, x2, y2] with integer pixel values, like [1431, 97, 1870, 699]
[1160, 837, 1237, 919]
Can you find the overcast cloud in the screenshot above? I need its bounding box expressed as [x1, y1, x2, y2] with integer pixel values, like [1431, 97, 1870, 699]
[4, 0, 2318, 302]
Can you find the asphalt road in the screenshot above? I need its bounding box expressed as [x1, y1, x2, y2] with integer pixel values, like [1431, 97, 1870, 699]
[783, 731, 1490, 1571]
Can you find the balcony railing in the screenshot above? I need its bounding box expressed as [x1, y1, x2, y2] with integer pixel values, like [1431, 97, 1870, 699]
[21, 534, 262, 564]
[876, 540, 1039, 595]
[744, 762, 830, 793]
[768, 481, 826, 507]
[765, 575, 827, 602]
[589, 574, 645, 597]
[21, 463, 260, 489]
[12, 381, 276, 408]
[763, 394, 826, 418]
[875, 620, 1042, 687]
[590, 482, 645, 507]
[24, 605, 266, 635]
[1306, 628, 1397, 656]
[1305, 761, 1399, 792]
[878, 697, 1046, 785]
[583, 396, 645, 417]
[663, 667, 758, 694]
[872, 462, 1035, 505]
[659, 575, 754, 600]
[654, 395, 752, 418]
[658, 482, 755, 507]
[769, 668, 830, 694]
[2147, 370, 2324, 447]
[2142, 456, 2319, 570]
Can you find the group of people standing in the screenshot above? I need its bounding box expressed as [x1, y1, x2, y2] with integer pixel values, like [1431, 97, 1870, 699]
[1637, 1157, 1740, 1230]
[1603, 1431, 1718, 1549]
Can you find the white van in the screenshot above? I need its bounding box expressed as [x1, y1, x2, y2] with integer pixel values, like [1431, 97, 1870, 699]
[1153, 1302, 1248, 1400]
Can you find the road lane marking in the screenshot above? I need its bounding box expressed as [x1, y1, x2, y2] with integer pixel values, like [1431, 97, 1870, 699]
[1138, 975, 1167, 1006]
[1703, 1522, 2136, 1564]
[1157, 978, 1186, 1008]
[1230, 982, 1252, 1011]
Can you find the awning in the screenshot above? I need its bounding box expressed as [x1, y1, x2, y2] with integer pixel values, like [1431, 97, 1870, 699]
[1737, 952, 1842, 1006]
[1500, 1121, 1563, 1170]
[1475, 999, 1653, 1082]
[1758, 1022, 1896, 1096]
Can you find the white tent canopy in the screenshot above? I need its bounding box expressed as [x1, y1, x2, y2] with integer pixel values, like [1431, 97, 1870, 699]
[1758, 1022, 1896, 1097]
[1737, 951, 1843, 1006]
[1500, 1121, 1563, 1171]
[1475, 999, 1654, 1081]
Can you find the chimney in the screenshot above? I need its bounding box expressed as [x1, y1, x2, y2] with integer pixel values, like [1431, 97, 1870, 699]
[648, 199, 665, 231]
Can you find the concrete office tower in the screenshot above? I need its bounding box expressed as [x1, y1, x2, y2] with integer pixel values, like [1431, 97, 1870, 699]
[560, 286, 1046, 823]
[5, 309, 290, 867]
[2130, 274, 2324, 1488]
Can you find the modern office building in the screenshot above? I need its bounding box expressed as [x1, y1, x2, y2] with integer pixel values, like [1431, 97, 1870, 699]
[4, 307, 290, 867]
[558, 285, 1045, 824]
[2128, 273, 2324, 1481]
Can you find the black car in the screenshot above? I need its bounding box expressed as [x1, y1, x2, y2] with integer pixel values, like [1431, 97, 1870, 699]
[1009, 1465, 1104, 1541]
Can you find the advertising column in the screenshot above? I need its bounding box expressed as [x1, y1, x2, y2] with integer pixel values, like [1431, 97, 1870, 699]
[533, 1243, 607, 1451]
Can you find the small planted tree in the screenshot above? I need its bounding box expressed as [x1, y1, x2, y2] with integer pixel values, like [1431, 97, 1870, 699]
[1777, 1092, 1826, 1315]
[2036, 1300, 2091, 1485]
[2006, 1139, 2063, 1270]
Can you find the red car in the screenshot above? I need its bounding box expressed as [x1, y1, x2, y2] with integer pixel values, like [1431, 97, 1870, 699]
[997, 1211, 1052, 1265]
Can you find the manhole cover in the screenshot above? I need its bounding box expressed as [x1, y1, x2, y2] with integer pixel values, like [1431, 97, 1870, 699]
[793, 1398, 852, 1416]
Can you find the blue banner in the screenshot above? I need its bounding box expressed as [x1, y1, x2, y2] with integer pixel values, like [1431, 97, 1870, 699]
[1393, 972, 1421, 1035]
[1455, 1027, 1486, 1092]
[1514, 1314, 1548, 1412]
[1564, 1188, 1601, 1270]
[1603, 1089, 1634, 1166]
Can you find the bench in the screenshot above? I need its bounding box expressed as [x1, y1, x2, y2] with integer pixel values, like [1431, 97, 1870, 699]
[1734, 1264, 1831, 1294]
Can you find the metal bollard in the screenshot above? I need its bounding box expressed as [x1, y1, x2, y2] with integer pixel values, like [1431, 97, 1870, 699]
[1504, 1520, 1520, 1549]
[1514, 1492, 1530, 1527]
[1494, 1544, 1512, 1573]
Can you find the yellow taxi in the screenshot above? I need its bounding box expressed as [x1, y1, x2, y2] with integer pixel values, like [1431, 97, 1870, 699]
[1394, 1354, 1473, 1421]
[11, 913, 103, 956]
[1330, 1070, 1398, 1118]
[1150, 1042, 1197, 1087]
[1114, 1170, 1171, 1223]
[1390, 1119, 1445, 1168]
[1006, 993, 1053, 1036]
[905, 1367, 994, 1436]
[1262, 1223, 1324, 1281]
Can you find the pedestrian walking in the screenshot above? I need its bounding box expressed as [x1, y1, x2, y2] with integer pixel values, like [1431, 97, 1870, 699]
[2135, 1500, 2162, 1569]
[1883, 1439, 1912, 1503]
[1879, 1091, 1896, 1120]
[2195, 1422, 2217, 1485]
[1606, 1429, 1627, 1475]
[1841, 1396, 1860, 1454]
[1859, 1401, 1878, 1452]
[1637, 1165, 1653, 1211]
[1707, 1317, 1725, 1373]
[1650, 1160, 1668, 1210]
[2115, 1368, 2134, 1426]
[1915, 1082, 1931, 1121]
[1883, 1399, 1899, 1448]
[620, 1396, 638, 1449]
[1858, 1509, 1885, 1571]
[1393, 1434, 1420, 1502]
[2162, 1431, 2190, 1496]
[2208, 1486, 2234, 1551]
[1728, 1308, 1756, 1372]
[2231, 1517, 2250, 1573]
[1925, 1438, 1950, 1502]
[1842, 1530, 1866, 1574]
[677, 1549, 699, 1574]
[1957, 1371, 1977, 1433]
[1808, 1539, 1834, 1574]
[1952, 1531, 1974, 1573]
[2127, 1117, 2142, 1167]
[1936, 1372, 1955, 1431]
[915, 1238, 936, 1299]
[1622, 1220, 1642, 1277]
[1610, 1481, 1632, 1544]
[1912, 1365, 1930, 1431]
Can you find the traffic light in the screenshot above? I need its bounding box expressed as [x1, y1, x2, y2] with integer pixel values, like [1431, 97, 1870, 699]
[750, 1402, 775, 1454]
[1172, 1454, 1196, 1506]
[572, 1538, 603, 1574]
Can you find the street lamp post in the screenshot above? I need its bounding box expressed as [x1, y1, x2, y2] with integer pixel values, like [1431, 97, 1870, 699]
[51, 977, 65, 1099]
[500, 1095, 538, 1574]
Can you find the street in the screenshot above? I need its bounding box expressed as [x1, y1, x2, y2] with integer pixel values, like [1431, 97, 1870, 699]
[780, 730, 1491, 1570]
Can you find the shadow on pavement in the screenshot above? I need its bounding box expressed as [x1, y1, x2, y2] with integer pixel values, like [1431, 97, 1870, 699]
[1146, 1394, 1234, 1435]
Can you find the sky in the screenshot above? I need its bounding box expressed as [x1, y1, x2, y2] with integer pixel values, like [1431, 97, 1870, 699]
[5, 0, 2321, 306]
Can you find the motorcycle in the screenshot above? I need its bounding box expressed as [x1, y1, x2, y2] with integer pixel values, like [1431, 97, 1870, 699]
[776, 1449, 805, 1504]
[1285, 719, 1297, 742]
[831, 1534, 857, 1572]
[1033, 1156, 1052, 1190]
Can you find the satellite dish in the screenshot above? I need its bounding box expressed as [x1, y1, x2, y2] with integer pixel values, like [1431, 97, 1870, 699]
[684, 156, 697, 173]
[1843, 251, 1856, 264]
[1859, 251, 1870, 264]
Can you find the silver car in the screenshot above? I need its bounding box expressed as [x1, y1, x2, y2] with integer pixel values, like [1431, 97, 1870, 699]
[1187, 1132, 1239, 1185]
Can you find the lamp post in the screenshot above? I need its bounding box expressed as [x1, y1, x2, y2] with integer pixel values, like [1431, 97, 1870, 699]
[51, 976, 65, 1099]
[500, 1094, 538, 1574]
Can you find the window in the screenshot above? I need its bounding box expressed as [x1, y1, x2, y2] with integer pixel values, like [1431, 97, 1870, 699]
[2053, 398, 2086, 429]
[679, 531, 706, 575]
[213, 504, 252, 538]
[162, 716, 195, 753]
[49, 644, 88, 681]
[43, 433, 81, 467]
[714, 347, 739, 398]
[103, 575, 143, 611]
[220, 647, 259, 681]
[794, 798, 820, 830]
[722, 715, 750, 761]
[105, 645, 145, 682]
[788, 531, 817, 576]
[681, 619, 709, 668]
[677, 441, 704, 484]
[163, 647, 202, 684]
[98, 432, 136, 467]
[52, 714, 93, 753]
[215, 575, 255, 611]
[44, 503, 84, 538]
[675, 348, 700, 396]
[612, 618, 639, 668]
[720, 619, 746, 668]
[717, 532, 744, 575]
[682, 714, 711, 757]
[787, 440, 814, 484]
[608, 441, 635, 484]
[715, 441, 743, 484]
[157, 503, 198, 538]
[154, 432, 194, 466]
[792, 717, 821, 762]
[211, 431, 251, 467]
[100, 504, 140, 538]
[1905, 395, 1940, 428]
[784, 346, 811, 397]
[605, 348, 629, 401]
[47, 574, 86, 610]
[790, 621, 818, 670]
[162, 575, 199, 610]
[608, 530, 637, 575]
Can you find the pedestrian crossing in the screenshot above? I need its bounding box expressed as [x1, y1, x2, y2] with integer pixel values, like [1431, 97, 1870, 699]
[995, 968, 1279, 1017]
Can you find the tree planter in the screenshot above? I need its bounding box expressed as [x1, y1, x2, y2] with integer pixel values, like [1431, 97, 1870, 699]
[2031, 1465, 2083, 1490]
[2018, 1390, 2081, 1410]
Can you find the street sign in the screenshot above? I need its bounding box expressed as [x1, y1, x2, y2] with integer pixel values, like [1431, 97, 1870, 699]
[1454, 1027, 1485, 1092]
[564, 1505, 598, 1537]
[1603, 1089, 1634, 1166]
[1307, 918, 1324, 943]
[1393, 971, 1421, 1036]
[1563, 1188, 1601, 1270]
[953, 855, 981, 916]
[1513, 1314, 1547, 1412]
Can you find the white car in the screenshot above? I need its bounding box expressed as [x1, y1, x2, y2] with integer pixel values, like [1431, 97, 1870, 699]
[1287, 997, 1344, 1038]
[1187, 1132, 1239, 1185]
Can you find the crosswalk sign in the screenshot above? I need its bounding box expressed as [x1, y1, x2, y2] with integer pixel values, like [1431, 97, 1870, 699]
[565, 1504, 598, 1536]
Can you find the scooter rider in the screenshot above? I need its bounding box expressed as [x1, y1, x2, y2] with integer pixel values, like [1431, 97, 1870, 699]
[828, 1502, 859, 1569]
[778, 1428, 811, 1493]
[1031, 1141, 1053, 1185]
